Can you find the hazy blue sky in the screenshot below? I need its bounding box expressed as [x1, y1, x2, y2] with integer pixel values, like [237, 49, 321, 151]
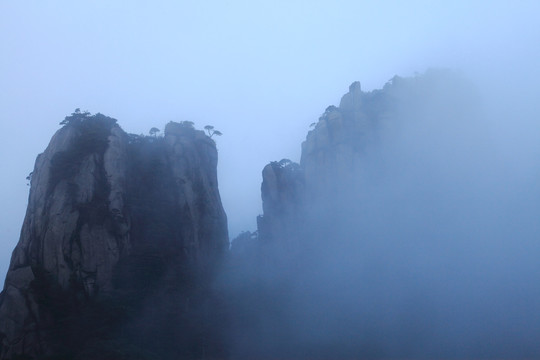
[1, 1, 539, 282]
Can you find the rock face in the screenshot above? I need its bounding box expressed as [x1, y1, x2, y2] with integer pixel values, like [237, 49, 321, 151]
[301, 84, 366, 196]
[255, 80, 390, 246]
[300, 80, 394, 198]
[0, 113, 228, 359]
[256, 73, 451, 244]
[257, 159, 304, 245]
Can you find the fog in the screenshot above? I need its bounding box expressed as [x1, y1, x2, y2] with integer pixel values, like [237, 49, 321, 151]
[1, 1, 540, 358]
[221, 71, 540, 358]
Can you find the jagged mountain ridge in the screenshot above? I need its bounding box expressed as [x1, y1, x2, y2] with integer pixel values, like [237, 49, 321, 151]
[255, 70, 475, 245]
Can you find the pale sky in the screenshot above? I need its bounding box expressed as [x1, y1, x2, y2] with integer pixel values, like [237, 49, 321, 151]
[1, 1, 539, 284]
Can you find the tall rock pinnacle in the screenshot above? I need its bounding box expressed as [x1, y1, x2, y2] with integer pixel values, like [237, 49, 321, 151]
[0, 112, 228, 359]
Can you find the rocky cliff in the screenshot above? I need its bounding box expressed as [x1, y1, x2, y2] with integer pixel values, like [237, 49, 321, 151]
[0, 112, 228, 359]
[255, 71, 468, 245]
[254, 80, 387, 247]
[301, 81, 379, 197]
[257, 159, 304, 245]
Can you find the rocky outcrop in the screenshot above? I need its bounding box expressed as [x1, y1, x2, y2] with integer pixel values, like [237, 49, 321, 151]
[254, 71, 469, 249]
[0, 113, 228, 359]
[254, 81, 385, 245]
[257, 159, 304, 245]
[256, 74, 437, 244]
[162, 122, 228, 264]
[300, 80, 394, 199]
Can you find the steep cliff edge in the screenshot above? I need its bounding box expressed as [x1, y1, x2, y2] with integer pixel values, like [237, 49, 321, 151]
[254, 80, 385, 247]
[255, 70, 472, 245]
[300, 81, 380, 197]
[256, 160, 304, 245]
[0, 112, 228, 359]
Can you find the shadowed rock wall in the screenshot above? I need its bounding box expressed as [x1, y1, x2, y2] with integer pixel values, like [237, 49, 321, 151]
[0, 114, 228, 359]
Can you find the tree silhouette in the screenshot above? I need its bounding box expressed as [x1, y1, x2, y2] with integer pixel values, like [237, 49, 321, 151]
[26, 171, 33, 186]
[204, 125, 222, 138]
[60, 108, 91, 126]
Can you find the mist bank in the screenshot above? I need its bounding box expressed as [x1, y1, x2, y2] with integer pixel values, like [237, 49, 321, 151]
[222, 70, 540, 359]
[0, 69, 539, 360]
